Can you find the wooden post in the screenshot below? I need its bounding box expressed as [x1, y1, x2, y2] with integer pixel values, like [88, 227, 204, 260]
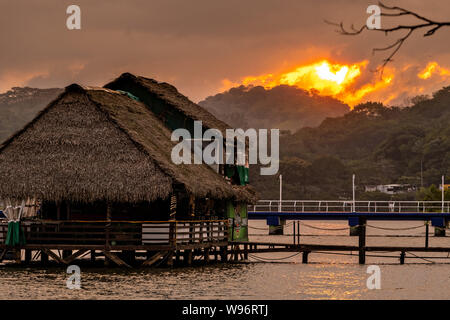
[166, 251, 174, 267]
[425, 222, 429, 248]
[220, 246, 227, 262]
[106, 203, 112, 250]
[400, 251, 405, 264]
[293, 221, 296, 244]
[14, 249, 21, 264]
[204, 248, 210, 263]
[297, 221, 300, 245]
[186, 249, 193, 266]
[41, 250, 49, 265]
[302, 251, 309, 264]
[25, 250, 32, 264]
[358, 217, 366, 265]
[91, 250, 96, 263]
[244, 244, 248, 260]
[214, 247, 218, 262]
[123, 250, 136, 265]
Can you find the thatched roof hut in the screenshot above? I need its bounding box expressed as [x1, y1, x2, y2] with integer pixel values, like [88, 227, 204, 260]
[0, 84, 256, 204]
[104, 73, 230, 134]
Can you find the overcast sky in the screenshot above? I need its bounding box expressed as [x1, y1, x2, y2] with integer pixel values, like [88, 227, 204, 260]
[1, 0, 449, 105]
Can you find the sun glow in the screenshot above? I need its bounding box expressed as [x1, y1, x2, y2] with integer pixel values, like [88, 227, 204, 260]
[231, 60, 392, 106]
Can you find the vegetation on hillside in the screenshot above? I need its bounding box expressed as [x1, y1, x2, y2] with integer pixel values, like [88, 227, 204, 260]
[251, 86, 450, 200]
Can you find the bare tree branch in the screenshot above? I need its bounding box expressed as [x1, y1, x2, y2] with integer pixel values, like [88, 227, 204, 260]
[325, 1, 450, 75]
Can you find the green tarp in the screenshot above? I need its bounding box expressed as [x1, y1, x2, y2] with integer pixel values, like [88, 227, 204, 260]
[225, 165, 249, 186]
[236, 166, 249, 186]
[5, 221, 26, 246]
[227, 202, 248, 241]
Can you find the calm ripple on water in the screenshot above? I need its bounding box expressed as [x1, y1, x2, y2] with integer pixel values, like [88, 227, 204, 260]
[1, 220, 450, 299]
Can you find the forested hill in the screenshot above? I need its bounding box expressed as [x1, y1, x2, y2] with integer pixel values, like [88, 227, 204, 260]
[252, 86, 450, 200]
[199, 85, 350, 132]
[0, 87, 63, 142]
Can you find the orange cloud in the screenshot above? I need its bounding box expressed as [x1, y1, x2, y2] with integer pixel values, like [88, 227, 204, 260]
[418, 62, 450, 79]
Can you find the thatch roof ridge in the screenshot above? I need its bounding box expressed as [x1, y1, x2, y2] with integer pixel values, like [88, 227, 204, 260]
[83, 86, 256, 202]
[104, 73, 231, 132]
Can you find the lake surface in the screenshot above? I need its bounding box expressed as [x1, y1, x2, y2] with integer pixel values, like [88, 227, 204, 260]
[1, 220, 450, 299]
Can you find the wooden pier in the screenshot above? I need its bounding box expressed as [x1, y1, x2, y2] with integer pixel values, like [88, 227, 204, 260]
[230, 240, 450, 265]
[0, 220, 229, 267]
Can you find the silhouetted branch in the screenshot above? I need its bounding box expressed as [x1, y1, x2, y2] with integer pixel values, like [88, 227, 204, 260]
[325, 1, 450, 74]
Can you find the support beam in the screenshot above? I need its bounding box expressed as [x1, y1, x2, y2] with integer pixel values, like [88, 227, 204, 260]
[63, 249, 89, 264]
[142, 251, 167, 266]
[42, 248, 67, 264]
[62, 250, 73, 259]
[102, 250, 132, 268]
[0, 249, 7, 263]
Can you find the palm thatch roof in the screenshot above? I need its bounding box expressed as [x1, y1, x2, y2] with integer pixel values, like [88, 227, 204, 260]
[104, 73, 230, 133]
[0, 84, 256, 203]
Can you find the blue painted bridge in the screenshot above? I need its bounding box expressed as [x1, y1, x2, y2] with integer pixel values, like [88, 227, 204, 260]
[248, 200, 450, 232]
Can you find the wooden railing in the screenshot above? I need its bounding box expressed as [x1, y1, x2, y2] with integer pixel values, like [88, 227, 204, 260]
[0, 220, 228, 247]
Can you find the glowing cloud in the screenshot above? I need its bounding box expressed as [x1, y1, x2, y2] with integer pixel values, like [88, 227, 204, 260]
[418, 62, 450, 79]
[229, 60, 393, 106]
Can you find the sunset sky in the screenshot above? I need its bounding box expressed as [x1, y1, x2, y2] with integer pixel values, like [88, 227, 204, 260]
[1, 0, 449, 106]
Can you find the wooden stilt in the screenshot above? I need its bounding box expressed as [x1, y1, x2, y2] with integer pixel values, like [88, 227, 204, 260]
[400, 251, 406, 265]
[25, 250, 32, 264]
[220, 246, 227, 262]
[41, 250, 49, 265]
[14, 249, 21, 264]
[302, 251, 309, 264]
[358, 217, 367, 265]
[204, 248, 210, 263]
[166, 251, 174, 267]
[187, 249, 193, 265]
[90, 250, 96, 263]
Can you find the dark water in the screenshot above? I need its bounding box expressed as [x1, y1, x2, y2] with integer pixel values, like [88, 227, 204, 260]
[1, 220, 450, 299]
